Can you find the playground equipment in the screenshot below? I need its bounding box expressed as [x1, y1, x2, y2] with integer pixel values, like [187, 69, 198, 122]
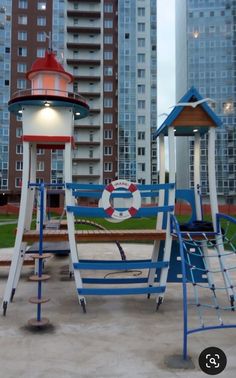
[154, 86, 236, 359]
[2, 45, 235, 360]
[2, 49, 89, 323]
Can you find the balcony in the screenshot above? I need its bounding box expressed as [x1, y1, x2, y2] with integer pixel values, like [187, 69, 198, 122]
[74, 75, 100, 82]
[67, 58, 101, 66]
[73, 157, 100, 162]
[67, 42, 101, 50]
[74, 141, 100, 146]
[74, 124, 100, 129]
[67, 26, 101, 34]
[67, 10, 101, 18]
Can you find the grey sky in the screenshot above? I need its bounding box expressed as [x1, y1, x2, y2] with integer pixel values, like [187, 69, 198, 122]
[157, 0, 176, 126]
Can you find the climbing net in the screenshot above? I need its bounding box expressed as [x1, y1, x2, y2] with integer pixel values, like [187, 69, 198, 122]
[171, 213, 236, 360]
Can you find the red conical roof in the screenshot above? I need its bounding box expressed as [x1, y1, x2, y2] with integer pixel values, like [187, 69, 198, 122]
[26, 50, 73, 83]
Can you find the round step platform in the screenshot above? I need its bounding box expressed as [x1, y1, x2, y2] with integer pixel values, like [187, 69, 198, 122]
[29, 297, 50, 304]
[29, 253, 52, 260]
[29, 274, 51, 282]
[28, 317, 50, 327]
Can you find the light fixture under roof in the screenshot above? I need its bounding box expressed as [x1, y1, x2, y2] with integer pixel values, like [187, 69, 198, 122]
[44, 101, 50, 107]
[18, 109, 23, 114]
[75, 112, 81, 116]
[193, 129, 198, 133]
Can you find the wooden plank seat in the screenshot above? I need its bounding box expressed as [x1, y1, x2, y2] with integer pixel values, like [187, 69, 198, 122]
[23, 229, 166, 243]
[0, 252, 34, 267]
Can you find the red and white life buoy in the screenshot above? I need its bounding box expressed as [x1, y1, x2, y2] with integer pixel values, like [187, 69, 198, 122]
[101, 179, 141, 221]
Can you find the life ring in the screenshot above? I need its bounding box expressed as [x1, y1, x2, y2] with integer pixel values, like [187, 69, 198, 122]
[101, 179, 141, 221]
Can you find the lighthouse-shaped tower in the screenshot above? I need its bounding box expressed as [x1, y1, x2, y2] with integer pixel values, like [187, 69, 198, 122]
[3, 50, 89, 314]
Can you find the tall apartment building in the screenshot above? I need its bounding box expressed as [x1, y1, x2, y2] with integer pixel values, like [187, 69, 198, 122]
[65, 0, 118, 185]
[0, 1, 11, 204]
[176, 0, 236, 203]
[0, 0, 157, 204]
[118, 0, 157, 184]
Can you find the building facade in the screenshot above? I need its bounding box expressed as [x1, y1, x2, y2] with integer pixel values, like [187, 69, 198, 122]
[0, 0, 157, 205]
[118, 0, 157, 184]
[176, 0, 236, 203]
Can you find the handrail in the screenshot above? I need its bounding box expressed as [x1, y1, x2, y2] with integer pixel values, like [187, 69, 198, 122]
[11, 88, 88, 104]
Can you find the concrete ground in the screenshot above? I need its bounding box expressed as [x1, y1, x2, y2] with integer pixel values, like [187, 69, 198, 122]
[0, 243, 236, 378]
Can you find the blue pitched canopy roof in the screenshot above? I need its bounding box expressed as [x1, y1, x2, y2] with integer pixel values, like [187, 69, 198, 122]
[154, 86, 222, 138]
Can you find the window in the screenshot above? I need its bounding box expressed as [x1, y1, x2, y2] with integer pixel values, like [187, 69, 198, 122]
[104, 114, 113, 123]
[138, 147, 145, 155]
[89, 165, 93, 174]
[16, 128, 23, 138]
[104, 35, 113, 44]
[18, 1, 28, 9]
[137, 69, 145, 78]
[18, 31, 27, 40]
[16, 144, 23, 154]
[17, 79, 27, 89]
[37, 48, 46, 57]
[104, 3, 113, 12]
[16, 161, 23, 171]
[138, 131, 145, 140]
[18, 15, 27, 24]
[104, 66, 113, 76]
[137, 84, 145, 94]
[37, 1, 46, 10]
[138, 38, 145, 47]
[104, 82, 113, 92]
[18, 47, 27, 56]
[137, 53, 145, 63]
[15, 178, 22, 188]
[37, 161, 44, 171]
[104, 51, 113, 60]
[104, 162, 113, 172]
[104, 98, 113, 108]
[104, 146, 113, 155]
[104, 19, 113, 28]
[138, 7, 145, 16]
[37, 148, 44, 155]
[17, 63, 27, 73]
[138, 100, 145, 109]
[104, 130, 113, 139]
[138, 163, 145, 172]
[138, 23, 145, 32]
[37, 16, 46, 26]
[37, 32, 46, 42]
[138, 116, 145, 124]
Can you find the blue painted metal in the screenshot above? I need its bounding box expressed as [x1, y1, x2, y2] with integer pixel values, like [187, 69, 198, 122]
[171, 213, 236, 361]
[78, 286, 166, 296]
[66, 182, 175, 191]
[67, 205, 174, 218]
[153, 86, 222, 138]
[37, 183, 44, 322]
[82, 277, 159, 284]
[216, 213, 236, 234]
[73, 260, 169, 270]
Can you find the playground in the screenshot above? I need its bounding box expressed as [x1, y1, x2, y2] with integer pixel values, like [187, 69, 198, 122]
[0, 243, 236, 378]
[1, 50, 236, 376]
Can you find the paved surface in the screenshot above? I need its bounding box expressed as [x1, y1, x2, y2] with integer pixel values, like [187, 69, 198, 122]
[0, 243, 236, 377]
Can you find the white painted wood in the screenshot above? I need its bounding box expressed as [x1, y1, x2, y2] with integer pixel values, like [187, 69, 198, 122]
[148, 134, 166, 288]
[208, 128, 234, 300]
[158, 126, 175, 302]
[2, 142, 31, 304]
[194, 132, 202, 220]
[64, 142, 85, 301]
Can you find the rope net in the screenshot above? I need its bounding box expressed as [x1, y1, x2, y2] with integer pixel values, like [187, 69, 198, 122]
[172, 213, 236, 331]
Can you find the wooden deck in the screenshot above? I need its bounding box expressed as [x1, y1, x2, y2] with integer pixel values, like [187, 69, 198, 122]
[23, 229, 166, 243]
